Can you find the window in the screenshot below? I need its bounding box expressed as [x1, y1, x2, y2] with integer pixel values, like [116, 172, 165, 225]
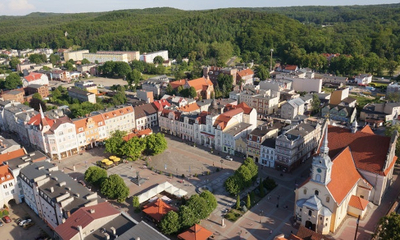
[315, 174, 321, 182]
[308, 210, 312, 216]
[326, 196, 330, 203]
[303, 189, 307, 195]
[315, 190, 319, 196]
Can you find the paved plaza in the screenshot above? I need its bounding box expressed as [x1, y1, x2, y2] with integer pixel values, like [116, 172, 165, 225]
[53, 134, 400, 240]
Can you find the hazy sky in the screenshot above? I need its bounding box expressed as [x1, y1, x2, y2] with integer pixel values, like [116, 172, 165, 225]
[0, 0, 397, 16]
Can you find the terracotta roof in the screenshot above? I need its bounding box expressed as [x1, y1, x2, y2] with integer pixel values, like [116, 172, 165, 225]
[153, 99, 171, 111]
[360, 125, 374, 134]
[27, 113, 54, 127]
[225, 102, 253, 114]
[178, 103, 200, 113]
[349, 195, 369, 210]
[285, 65, 298, 71]
[102, 105, 134, 120]
[288, 234, 302, 240]
[73, 114, 105, 133]
[213, 108, 243, 130]
[0, 165, 14, 184]
[0, 148, 26, 164]
[55, 202, 120, 240]
[326, 126, 393, 176]
[196, 111, 209, 124]
[188, 77, 213, 92]
[237, 69, 254, 78]
[142, 198, 177, 222]
[47, 116, 73, 133]
[327, 147, 362, 204]
[295, 225, 325, 240]
[177, 224, 213, 240]
[24, 72, 43, 82]
[170, 79, 186, 89]
[123, 128, 152, 141]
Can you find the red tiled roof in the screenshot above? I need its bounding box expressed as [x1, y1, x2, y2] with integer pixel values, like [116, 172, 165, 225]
[153, 99, 171, 111]
[188, 77, 213, 92]
[225, 102, 252, 115]
[327, 147, 362, 204]
[55, 202, 119, 240]
[196, 111, 209, 124]
[123, 128, 152, 141]
[349, 195, 369, 210]
[103, 106, 134, 119]
[294, 225, 325, 240]
[0, 165, 14, 184]
[27, 113, 54, 127]
[142, 198, 177, 222]
[177, 224, 213, 240]
[24, 72, 43, 82]
[285, 65, 298, 71]
[237, 69, 254, 78]
[178, 103, 200, 112]
[213, 108, 243, 130]
[360, 125, 374, 134]
[0, 148, 26, 164]
[326, 126, 393, 176]
[170, 79, 186, 89]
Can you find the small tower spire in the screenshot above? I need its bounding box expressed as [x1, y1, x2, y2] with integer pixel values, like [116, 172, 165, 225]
[320, 125, 329, 155]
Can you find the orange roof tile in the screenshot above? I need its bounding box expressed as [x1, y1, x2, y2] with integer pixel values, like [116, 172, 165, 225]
[360, 125, 374, 134]
[123, 128, 152, 141]
[27, 113, 54, 127]
[213, 108, 243, 130]
[0, 148, 26, 164]
[225, 102, 252, 114]
[0, 165, 14, 184]
[170, 79, 186, 89]
[177, 224, 213, 240]
[349, 195, 369, 210]
[24, 72, 43, 82]
[188, 77, 213, 92]
[178, 103, 200, 112]
[143, 198, 177, 222]
[237, 69, 254, 78]
[326, 126, 392, 176]
[285, 65, 298, 71]
[327, 147, 361, 204]
[102, 106, 133, 119]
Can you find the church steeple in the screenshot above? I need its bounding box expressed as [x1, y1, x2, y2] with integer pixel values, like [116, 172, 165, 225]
[311, 122, 333, 185]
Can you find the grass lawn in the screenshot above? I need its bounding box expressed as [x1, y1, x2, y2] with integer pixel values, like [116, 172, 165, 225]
[322, 87, 336, 93]
[350, 94, 383, 109]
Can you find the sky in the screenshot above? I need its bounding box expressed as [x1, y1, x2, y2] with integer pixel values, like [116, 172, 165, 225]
[0, 0, 397, 16]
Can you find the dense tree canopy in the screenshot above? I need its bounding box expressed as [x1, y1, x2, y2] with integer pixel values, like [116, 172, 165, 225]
[100, 174, 129, 202]
[84, 166, 108, 187]
[374, 212, 400, 240]
[1, 73, 22, 90]
[160, 211, 180, 235]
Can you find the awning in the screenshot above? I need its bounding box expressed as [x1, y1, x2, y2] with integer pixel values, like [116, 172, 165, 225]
[101, 159, 109, 163]
[200, 132, 215, 138]
[112, 157, 121, 162]
[105, 161, 114, 165]
[109, 156, 117, 160]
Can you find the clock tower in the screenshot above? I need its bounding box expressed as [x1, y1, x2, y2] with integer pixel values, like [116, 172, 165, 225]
[312, 123, 333, 185]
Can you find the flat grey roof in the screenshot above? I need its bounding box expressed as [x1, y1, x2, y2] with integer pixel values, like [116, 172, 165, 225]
[117, 221, 170, 240]
[85, 214, 136, 240]
[20, 161, 57, 181]
[6, 150, 48, 170]
[224, 123, 252, 136]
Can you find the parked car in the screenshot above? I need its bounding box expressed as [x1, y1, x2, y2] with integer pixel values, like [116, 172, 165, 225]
[2, 216, 11, 223]
[23, 221, 35, 229]
[225, 155, 233, 161]
[16, 218, 23, 225]
[19, 219, 27, 226]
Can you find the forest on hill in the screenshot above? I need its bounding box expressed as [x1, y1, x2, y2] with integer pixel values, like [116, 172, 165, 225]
[0, 4, 400, 76]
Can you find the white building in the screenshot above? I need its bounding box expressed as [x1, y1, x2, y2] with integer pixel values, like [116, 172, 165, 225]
[355, 74, 372, 86]
[83, 52, 129, 63]
[260, 138, 276, 168]
[134, 103, 158, 130]
[23, 72, 49, 87]
[140, 50, 169, 63]
[97, 105, 135, 136]
[281, 98, 305, 120]
[64, 50, 89, 62]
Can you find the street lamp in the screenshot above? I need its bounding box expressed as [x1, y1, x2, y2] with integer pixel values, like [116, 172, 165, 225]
[270, 49, 274, 72]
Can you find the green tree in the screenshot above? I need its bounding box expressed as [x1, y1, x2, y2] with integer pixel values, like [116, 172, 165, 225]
[49, 54, 60, 65]
[160, 211, 180, 235]
[3, 73, 22, 90]
[176, 54, 182, 64]
[29, 98, 46, 112]
[188, 86, 197, 98]
[179, 205, 199, 230]
[84, 166, 107, 187]
[81, 58, 90, 65]
[52, 88, 61, 99]
[127, 69, 141, 87]
[387, 60, 399, 77]
[186, 194, 209, 219]
[259, 182, 265, 197]
[312, 94, 321, 114]
[104, 130, 127, 156]
[255, 65, 270, 80]
[132, 196, 140, 208]
[385, 124, 400, 156]
[217, 74, 233, 97]
[153, 56, 164, 65]
[32, 93, 42, 100]
[101, 61, 116, 76]
[28, 54, 46, 64]
[64, 61, 74, 71]
[101, 174, 129, 202]
[177, 85, 184, 94]
[145, 133, 168, 155]
[246, 193, 251, 209]
[374, 212, 400, 240]
[200, 190, 217, 215]
[166, 83, 174, 95]
[243, 157, 258, 180]
[224, 175, 241, 195]
[9, 57, 20, 70]
[121, 137, 145, 161]
[114, 61, 132, 78]
[236, 194, 240, 209]
[236, 165, 252, 187]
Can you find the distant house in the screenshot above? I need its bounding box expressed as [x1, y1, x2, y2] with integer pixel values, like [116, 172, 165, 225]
[321, 104, 357, 123]
[68, 87, 96, 104]
[281, 98, 305, 119]
[355, 74, 372, 86]
[22, 72, 49, 87]
[203, 66, 238, 85]
[170, 77, 214, 100]
[25, 84, 50, 99]
[237, 68, 254, 85]
[141, 75, 170, 97]
[137, 89, 154, 103]
[0, 89, 24, 103]
[52, 69, 70, 82]
[134, 103, 158, 130]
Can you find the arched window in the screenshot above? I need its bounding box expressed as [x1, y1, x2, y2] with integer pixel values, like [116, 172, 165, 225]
[316, 174, 321, 182]
[326, 196, 330, 203]
[315, 190, 319, 196]
[308, 210, 312, 216]
[303, 189, 307, 195]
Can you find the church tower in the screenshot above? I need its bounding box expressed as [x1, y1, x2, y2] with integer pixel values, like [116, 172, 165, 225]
[311, 123, 333, 185]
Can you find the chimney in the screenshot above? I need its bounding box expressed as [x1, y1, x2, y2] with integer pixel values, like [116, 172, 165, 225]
[104, 232, 110, 240]
[59, 181, 66, 187]
[90, 209, 95, 214]
[50, 187, 54, 193]
[77, 225, 84, 240]
[110, 227, 116, 235]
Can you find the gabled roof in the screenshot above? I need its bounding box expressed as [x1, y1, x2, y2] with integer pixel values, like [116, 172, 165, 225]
[54, 202, 120, 240]
[225, 102, 253, 114]
[46, 116, 73, 134]
[196, 111, 209, 124]
[213, 108, 243, 130]
[142, 198, 177, 222]
[102, 105, 134, 120]
[284, 65, 298, 71]
[24, 72, 43, 82]
[294, 225, 326, 240]
[134, 103, 157, 119]
[0, 148, 26, 164]
[237, 68, 254, 78]
[123, 129, 152, 141]
[327, 147, 362, 204]
[178, 103, 200, 113]
[187, 77, 213, 92]
[27, 113, 54, 127]
[349, 195, 369, 210]
[170, 79, 186, 89]
[177, 224, 213, 240]
[153, 99, 171, 111]
[0, 165, 14, 184]
[326, 126, 393, 176]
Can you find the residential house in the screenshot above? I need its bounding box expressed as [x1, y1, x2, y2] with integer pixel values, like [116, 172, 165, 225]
[387, 82, 400, 95]
[281, 98, 305, 120]
[203, 66, 238, 85]
[275, 121, 322, 172]
[63, 50, 89, 62]
[360, 102, 400, 126]
[260, 138, 277, 168]
[321, 104, 357, 123]
[355, 74, 372, 86]
[0, 164, 16, 207]
[140, 50, 169, 63]
[329, 88, 356, 107]
[20, 161, 100, 229]
[294, 123, 397, 234]
[281, 65, 299, 73]
[237, 68, 254, 84]
[153, 99, 171, 116]
[134, 103, 158, 130]
[25, 84, 50, 99]
[76, 63, 98, 76]
[213, 108, 244, 152]
[68, 87, 96, 104]
[193, 112, 218, 149]
[26, 108, 55, 153]
[259, 79, 292, 92]
[23, 72, 49, 87]
[98, 105, 135, 136]
[218, 122, 252, 155]
[321, 74, 348, 86]
[141, 75, 170, 97]
[74, 80, 98, 94]
[170, 77, 214, 100]
[137, 89, 154, 103]
[234, 88, 280, 116]
[224, 102, 258, 130]
[52, 70, 71, 82]
[44, 116, 79, 160]
[178, 103, 200, 115]
[73, 114, 106, 150]
[0, 136, 20, 154]
[0, 89, 25, 103]
[247, 125, 279, 163]
[301, 95, 314, 112]
[178, 224, 213, 240]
